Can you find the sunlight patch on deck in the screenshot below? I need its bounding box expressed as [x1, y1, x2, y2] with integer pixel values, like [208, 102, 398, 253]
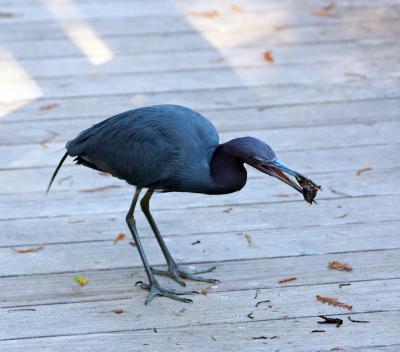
[0, 47, 42, 118]
[41, 0, 114, 65]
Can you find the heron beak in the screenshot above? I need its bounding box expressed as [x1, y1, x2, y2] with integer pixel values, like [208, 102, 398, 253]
[252, 157, 304, 193]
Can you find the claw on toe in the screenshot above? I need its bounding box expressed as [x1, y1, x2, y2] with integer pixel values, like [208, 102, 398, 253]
[135, 280, 195, 305]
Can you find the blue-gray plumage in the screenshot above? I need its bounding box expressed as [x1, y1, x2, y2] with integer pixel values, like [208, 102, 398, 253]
[47, 104, 319, 305]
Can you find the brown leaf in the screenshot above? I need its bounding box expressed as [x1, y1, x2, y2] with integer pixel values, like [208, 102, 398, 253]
[79, 185, 121, 192]
[112, 309, 124, 314]
[328, 261, 353, 272]
[278, 277, 297, 284]
[39, 103, 59, 111]
[311, 2, 336, 17]
[316, 295, 352, 310]
[230, 5, 244, 13]
[356, 167, 373, 176]
[189, 10, 219, 18]
[12, 246, 43, 254]
[223, 207, 233, 213]
[263, 50, 274, 63]
[113, 233, 126, 244]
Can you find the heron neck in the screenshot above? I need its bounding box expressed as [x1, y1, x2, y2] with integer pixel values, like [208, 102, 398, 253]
[209, 144, 247, 194]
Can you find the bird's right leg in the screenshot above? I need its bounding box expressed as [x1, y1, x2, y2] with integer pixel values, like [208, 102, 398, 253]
[126, 187, 194, 305]
[140, 189, 219, 286]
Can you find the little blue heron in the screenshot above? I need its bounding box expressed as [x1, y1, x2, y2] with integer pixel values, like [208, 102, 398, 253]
[48, 104, 319, 304]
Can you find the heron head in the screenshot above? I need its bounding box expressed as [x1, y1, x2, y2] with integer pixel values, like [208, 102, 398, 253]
[225, 137, 320, 203]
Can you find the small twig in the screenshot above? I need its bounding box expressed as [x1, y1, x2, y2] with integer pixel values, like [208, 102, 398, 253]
[348, 316, 370, 323]
[255, 300, 271, 307]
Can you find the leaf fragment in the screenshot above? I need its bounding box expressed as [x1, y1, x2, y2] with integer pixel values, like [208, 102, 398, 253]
[113, 232, 126, 244]
[356, 167, 373, 176]
[263, 50, 274, 63]
[12, 246, 43, 254]
[328, 261, 353, 272]
[316, 295, 352, 310]
[278, 277, 297, 284]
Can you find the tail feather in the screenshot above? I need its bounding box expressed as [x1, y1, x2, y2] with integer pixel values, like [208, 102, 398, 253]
[46, 151, 68, 194]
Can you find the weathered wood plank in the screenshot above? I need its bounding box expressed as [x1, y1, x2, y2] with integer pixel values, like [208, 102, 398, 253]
[1, 278, 399, 340]
[0, 113, 397, 149]
[2, 80, 398, 124]
[2, 57, 398, 103]
[2, 19, 400, 61]
[0, 311, 398, 351]
[0, 193, 398, 247]
[1, 164, 398, 222]
[2, 5, 400, 41]
[1, 246, 399, 307]
[2, 0, 399, 25]
[1, 39, 398, 80]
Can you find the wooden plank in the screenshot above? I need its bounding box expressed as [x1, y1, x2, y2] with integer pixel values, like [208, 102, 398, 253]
[2, 80, 398, 124]
[1, 138, 397, 173]
[2, 19, 399, 61]
[0, 193, 398, 247]
[0, 311, 398, 351]
[1, 278, 399, 340]
[2, 248, 398, 307]
[1, 39, 398, 79]
[1, 163, 398, 221]
[0, 107, 398, 147]
[2, 0, 399, 24]
[1, 5, 400, 42]
[2, 57, 398, 103]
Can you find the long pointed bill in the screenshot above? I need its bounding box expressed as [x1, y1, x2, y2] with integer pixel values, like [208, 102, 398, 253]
[255, 159, 321, 204]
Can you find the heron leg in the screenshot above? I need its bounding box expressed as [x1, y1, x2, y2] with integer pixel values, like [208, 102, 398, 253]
[126, 187, 194, 304]
[140, 189, 219, 286]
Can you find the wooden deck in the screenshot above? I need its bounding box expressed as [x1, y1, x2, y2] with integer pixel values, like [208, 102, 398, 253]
[1, 0, 399, 350]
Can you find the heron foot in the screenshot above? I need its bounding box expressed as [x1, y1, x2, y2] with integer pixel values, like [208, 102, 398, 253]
[151, 264, 219, 286]
[135, 280, 195, 305]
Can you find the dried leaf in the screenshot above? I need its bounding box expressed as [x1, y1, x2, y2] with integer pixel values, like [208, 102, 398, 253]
[230, 5, 244, 12]
[113, 233, 126, 244]
[263, 50, 274, 63]
[40, 103, 59, 111]
[112, 309, 124, 314]
[189, 10, 219, 18]
[311, 2, 335, 17]
[12, 246, 43, 254]
[223, 207, 233, 213]
[316, 295, 352, 310]
[278, 277, 297, 284]
[356, 167, 373, 176]
[75, 275, 89, 286]
[80, 185, 121, 192]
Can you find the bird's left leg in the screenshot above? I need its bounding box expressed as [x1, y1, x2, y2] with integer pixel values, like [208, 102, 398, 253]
[140, 189, 219, 286]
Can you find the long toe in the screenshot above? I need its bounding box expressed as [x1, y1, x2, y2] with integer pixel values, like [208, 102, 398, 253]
[179, 272, 220, 283]
[136, 281, 195, 305]
[182, 265, 216, 275]
[151, 267, 186, 286]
